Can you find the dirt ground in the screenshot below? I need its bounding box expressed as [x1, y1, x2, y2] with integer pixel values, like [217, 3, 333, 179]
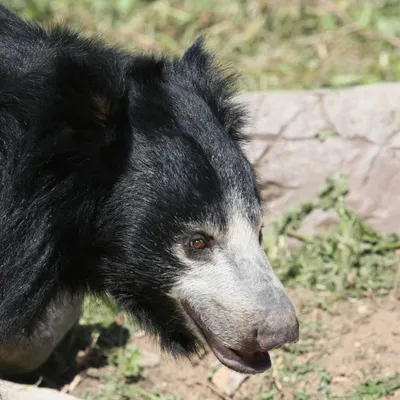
[65, 288, 400, 400]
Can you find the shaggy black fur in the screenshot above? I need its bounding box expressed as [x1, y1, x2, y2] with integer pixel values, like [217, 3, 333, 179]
[0, 5, 260, 357]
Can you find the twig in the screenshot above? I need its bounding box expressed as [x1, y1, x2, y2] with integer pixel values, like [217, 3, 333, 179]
[272, 366, 283, 392]
[76, 330, 100, 368]
[33, 375, 43, 387]
[61, 374, 83, 394]
[285, 229, 311, 243]
[390, 251, 400, 300]
[89, 331, 100, 350]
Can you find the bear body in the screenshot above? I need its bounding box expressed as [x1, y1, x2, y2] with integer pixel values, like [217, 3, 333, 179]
[0, 5, 298, 377]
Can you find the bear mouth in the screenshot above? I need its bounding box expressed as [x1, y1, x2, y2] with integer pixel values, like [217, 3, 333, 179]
[181, 302, 271, 374]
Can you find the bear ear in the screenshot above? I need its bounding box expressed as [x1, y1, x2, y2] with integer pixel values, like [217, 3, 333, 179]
[182, 37, 248, 143]
[55, 53, 128, 140]
[182, 36, 212, 70]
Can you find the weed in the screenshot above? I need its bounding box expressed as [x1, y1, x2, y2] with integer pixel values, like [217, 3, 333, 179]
[255, 389, 279, 400]
[107, 344, 142, 380]
[347, 375, 400, 399]
[317, 369, 332, 395]
[264, 174, 400, 297]
[294, 390, 312, 400]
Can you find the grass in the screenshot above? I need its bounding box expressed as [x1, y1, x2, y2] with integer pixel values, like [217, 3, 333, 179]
[4, 0, 400, 91]
[258, 343, 400, 399]
[264, 174, 400, 298]
[347, 375, 400, 400]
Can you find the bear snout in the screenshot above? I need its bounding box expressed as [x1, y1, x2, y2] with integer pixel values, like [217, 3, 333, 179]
[255, 310, 300, 351]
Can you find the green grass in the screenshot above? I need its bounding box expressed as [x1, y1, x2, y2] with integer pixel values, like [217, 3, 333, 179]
[264, 174, 400, 298]
[324, 375, 400, 400]
[348, 375, 400, 400]
[4, 0, 400, 91]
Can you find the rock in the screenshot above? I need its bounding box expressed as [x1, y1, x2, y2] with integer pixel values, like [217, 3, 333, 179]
[0, 380, 79, 400]
[137, 349, 160, 368]
[322, 83, 400, 145]
[297, 209, 340, 237]
[237, 83, 400, 234]
[211, 366, 248, 396]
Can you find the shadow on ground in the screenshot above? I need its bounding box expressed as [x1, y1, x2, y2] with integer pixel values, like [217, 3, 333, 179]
[9, 322, 130, 390]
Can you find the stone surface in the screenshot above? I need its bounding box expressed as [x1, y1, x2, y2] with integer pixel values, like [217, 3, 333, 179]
[0, 380, 79, 400]
[238, 83, 400, 234]
[211, 366, 248, 396]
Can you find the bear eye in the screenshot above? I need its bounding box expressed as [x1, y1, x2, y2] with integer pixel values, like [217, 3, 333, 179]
[259, 229, 263, 244]
[189, 234, 209, 250]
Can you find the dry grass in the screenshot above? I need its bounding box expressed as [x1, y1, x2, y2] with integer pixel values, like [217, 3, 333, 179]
[5, 0, 400, 91]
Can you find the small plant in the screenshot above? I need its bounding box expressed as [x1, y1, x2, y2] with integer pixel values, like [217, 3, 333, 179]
[294, 390, 312, 400]
[264, 174, 400, 297]
[317, 369, 332, 395]
[108, 344, 142, 379]
[346, 375, 400, 399]
[256, 389, 279, 400]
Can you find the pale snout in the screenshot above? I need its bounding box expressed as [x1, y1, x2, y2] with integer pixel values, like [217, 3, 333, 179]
[174, 234, 300, 373]
[186, 287, 300, 374]
[256, 309, 299, 351]
[236, 294, 300, 354]
[233, 251, 300, 354]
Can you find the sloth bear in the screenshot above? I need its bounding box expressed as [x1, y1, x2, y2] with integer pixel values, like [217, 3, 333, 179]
[0, 5, 299, 377]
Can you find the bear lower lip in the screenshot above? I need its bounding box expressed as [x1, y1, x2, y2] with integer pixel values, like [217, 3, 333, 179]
[206, 336, 272, 374]
[181, 302, 272, 374]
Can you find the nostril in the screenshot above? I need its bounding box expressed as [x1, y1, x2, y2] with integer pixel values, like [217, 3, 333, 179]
[256, 326, 285, 351]
[256, 312, 300, 351]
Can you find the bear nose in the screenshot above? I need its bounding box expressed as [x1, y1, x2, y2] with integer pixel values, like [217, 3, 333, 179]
[256, 311, 299, 351]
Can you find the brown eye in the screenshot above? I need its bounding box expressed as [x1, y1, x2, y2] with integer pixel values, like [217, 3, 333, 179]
[191, 238, 206, 250]
[189, 235, 209, 250]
